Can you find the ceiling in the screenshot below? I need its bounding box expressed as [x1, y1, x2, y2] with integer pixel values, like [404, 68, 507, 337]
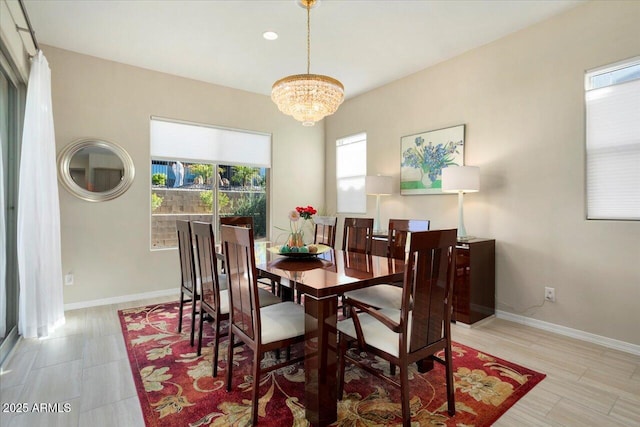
[24, 0, 584, 99]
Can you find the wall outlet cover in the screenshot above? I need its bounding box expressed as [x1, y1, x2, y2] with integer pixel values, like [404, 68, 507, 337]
[544, 286, 556, 302]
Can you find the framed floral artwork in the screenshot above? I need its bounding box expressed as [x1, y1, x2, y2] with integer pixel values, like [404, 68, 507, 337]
[400, 124, 465, 195]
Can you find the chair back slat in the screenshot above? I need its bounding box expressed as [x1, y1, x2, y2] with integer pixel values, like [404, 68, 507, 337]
[314, 216, 337, 247]
[176, 220, 197, 295]
[219, 216, 253, 272]
[342, 251, 374, 279]
[402, 229, 456, 354]
[387, 219, 430, 259]
[192, 222, 222, 312]
[221, 224, 260, 342]
[342, 217, 374, 254]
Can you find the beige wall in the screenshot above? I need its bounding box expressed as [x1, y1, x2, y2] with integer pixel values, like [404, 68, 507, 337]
[45, 46, 325, 305]
[325, 1, 640, 345]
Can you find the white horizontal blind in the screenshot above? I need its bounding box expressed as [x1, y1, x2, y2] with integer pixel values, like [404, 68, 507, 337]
[585, 59, 640, 220]
[150, 118, 271, 167]
[336, 133, 366, 213]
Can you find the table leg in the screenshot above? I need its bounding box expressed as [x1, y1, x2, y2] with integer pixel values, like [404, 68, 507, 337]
[304, 294, 338, 426]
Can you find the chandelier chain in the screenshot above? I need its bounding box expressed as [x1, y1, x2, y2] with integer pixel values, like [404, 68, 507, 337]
[306, 1, 311, 74]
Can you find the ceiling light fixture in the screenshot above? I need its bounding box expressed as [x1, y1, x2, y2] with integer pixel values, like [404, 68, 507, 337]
[263, 31, 278, 41]
[271, 0, 344, 126]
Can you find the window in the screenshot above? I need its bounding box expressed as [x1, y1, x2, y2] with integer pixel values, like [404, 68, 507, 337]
[336, 133, 366, 213]
[585, 57, 640, 220]
[150, 118, 270, 249]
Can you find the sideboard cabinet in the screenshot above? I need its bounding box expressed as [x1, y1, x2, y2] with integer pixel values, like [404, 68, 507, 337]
[453, 238, 495, 325]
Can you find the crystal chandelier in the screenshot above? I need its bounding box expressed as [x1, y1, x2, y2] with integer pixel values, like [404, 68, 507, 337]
[271, 0, 344, 126]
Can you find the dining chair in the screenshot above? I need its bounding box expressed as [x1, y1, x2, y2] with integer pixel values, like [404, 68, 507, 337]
[176, 220, 198, 346]
[341, 217, 374, 254]
[387, 219, 430, 259]
[343, 219, 431, 311]
[192, 222, 280, 377]
[220, 215, 280, 295]
[337, 229, 457, 426]
[339, 217, 374, 314]
[340, 218, 373, 316]
[219, 217, 253, 268]
[314, 215, 337, 247]
[281, 216, 338, 304]
[342, 251, 374, 280]
[221, 224, 307, 426]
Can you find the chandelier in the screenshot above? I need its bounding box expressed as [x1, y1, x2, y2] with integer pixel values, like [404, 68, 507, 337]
[271, 0, 344, 126]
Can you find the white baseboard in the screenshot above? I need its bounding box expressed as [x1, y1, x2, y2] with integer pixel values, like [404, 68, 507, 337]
[63, 288, 178, 311]
[496, 310, 640, 356]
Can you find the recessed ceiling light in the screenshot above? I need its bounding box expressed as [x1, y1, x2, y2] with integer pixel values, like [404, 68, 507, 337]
[263, 31, 278, 41]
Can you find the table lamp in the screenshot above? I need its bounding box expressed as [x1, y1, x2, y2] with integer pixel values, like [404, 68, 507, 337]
[365, 175, 393, 234]
[441, 166, 480, 241]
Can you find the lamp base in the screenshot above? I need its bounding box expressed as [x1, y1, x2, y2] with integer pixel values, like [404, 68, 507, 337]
[456, 191, 475, 243]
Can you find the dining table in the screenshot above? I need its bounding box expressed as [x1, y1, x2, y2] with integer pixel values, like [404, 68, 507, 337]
[255, 243, 406, 426]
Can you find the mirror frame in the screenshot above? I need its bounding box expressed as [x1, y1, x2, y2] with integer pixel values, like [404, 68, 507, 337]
[57, 138, 135, 202]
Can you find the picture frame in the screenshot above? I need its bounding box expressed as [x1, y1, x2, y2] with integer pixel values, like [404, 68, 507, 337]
[400, 124, 465, 195]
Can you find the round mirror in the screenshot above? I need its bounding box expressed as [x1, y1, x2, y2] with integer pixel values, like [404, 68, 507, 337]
[58, 138, 135, 202]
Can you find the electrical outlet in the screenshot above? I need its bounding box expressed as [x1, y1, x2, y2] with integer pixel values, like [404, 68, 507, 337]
[64, 273, 74, 286]
[544, 286, 556, 302]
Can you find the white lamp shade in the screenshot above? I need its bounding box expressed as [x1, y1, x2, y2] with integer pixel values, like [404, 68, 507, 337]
[365, 175, 393, 195]
[441, 166, 480, 193]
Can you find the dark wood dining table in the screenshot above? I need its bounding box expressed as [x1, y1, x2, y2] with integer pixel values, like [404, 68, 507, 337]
[255, 243, 405, 426]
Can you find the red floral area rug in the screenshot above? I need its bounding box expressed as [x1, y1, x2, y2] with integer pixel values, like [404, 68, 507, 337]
[119, 302, 545, 426]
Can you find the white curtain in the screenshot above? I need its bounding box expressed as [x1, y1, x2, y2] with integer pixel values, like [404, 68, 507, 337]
[17, 51, 64, 338]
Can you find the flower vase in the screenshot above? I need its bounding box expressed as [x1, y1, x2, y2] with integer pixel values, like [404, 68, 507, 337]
[288, 232, 304, 248]
[421, 174, 432, 189]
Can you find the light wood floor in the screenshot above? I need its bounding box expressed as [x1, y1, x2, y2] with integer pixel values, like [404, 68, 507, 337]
[1, 295, 639, 427]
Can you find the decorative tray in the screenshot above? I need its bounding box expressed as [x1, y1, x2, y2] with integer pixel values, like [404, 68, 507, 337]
[267, 244, 331, 258]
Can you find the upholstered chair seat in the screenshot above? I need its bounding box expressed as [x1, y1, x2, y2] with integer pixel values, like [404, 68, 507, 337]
[260, 301, 306, 344]
[342, 285, 407, 311]
[338, 308, 414, 357]
[202, 286, 280, 317]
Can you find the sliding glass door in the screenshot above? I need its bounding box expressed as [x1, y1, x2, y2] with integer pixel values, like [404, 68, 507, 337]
[0, 50, 23, 365]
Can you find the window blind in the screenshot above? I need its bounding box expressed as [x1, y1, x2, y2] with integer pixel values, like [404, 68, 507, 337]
[585, 63, 640, 220]
[336, 133, 366, 213]
[150, 118, 271, 168]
